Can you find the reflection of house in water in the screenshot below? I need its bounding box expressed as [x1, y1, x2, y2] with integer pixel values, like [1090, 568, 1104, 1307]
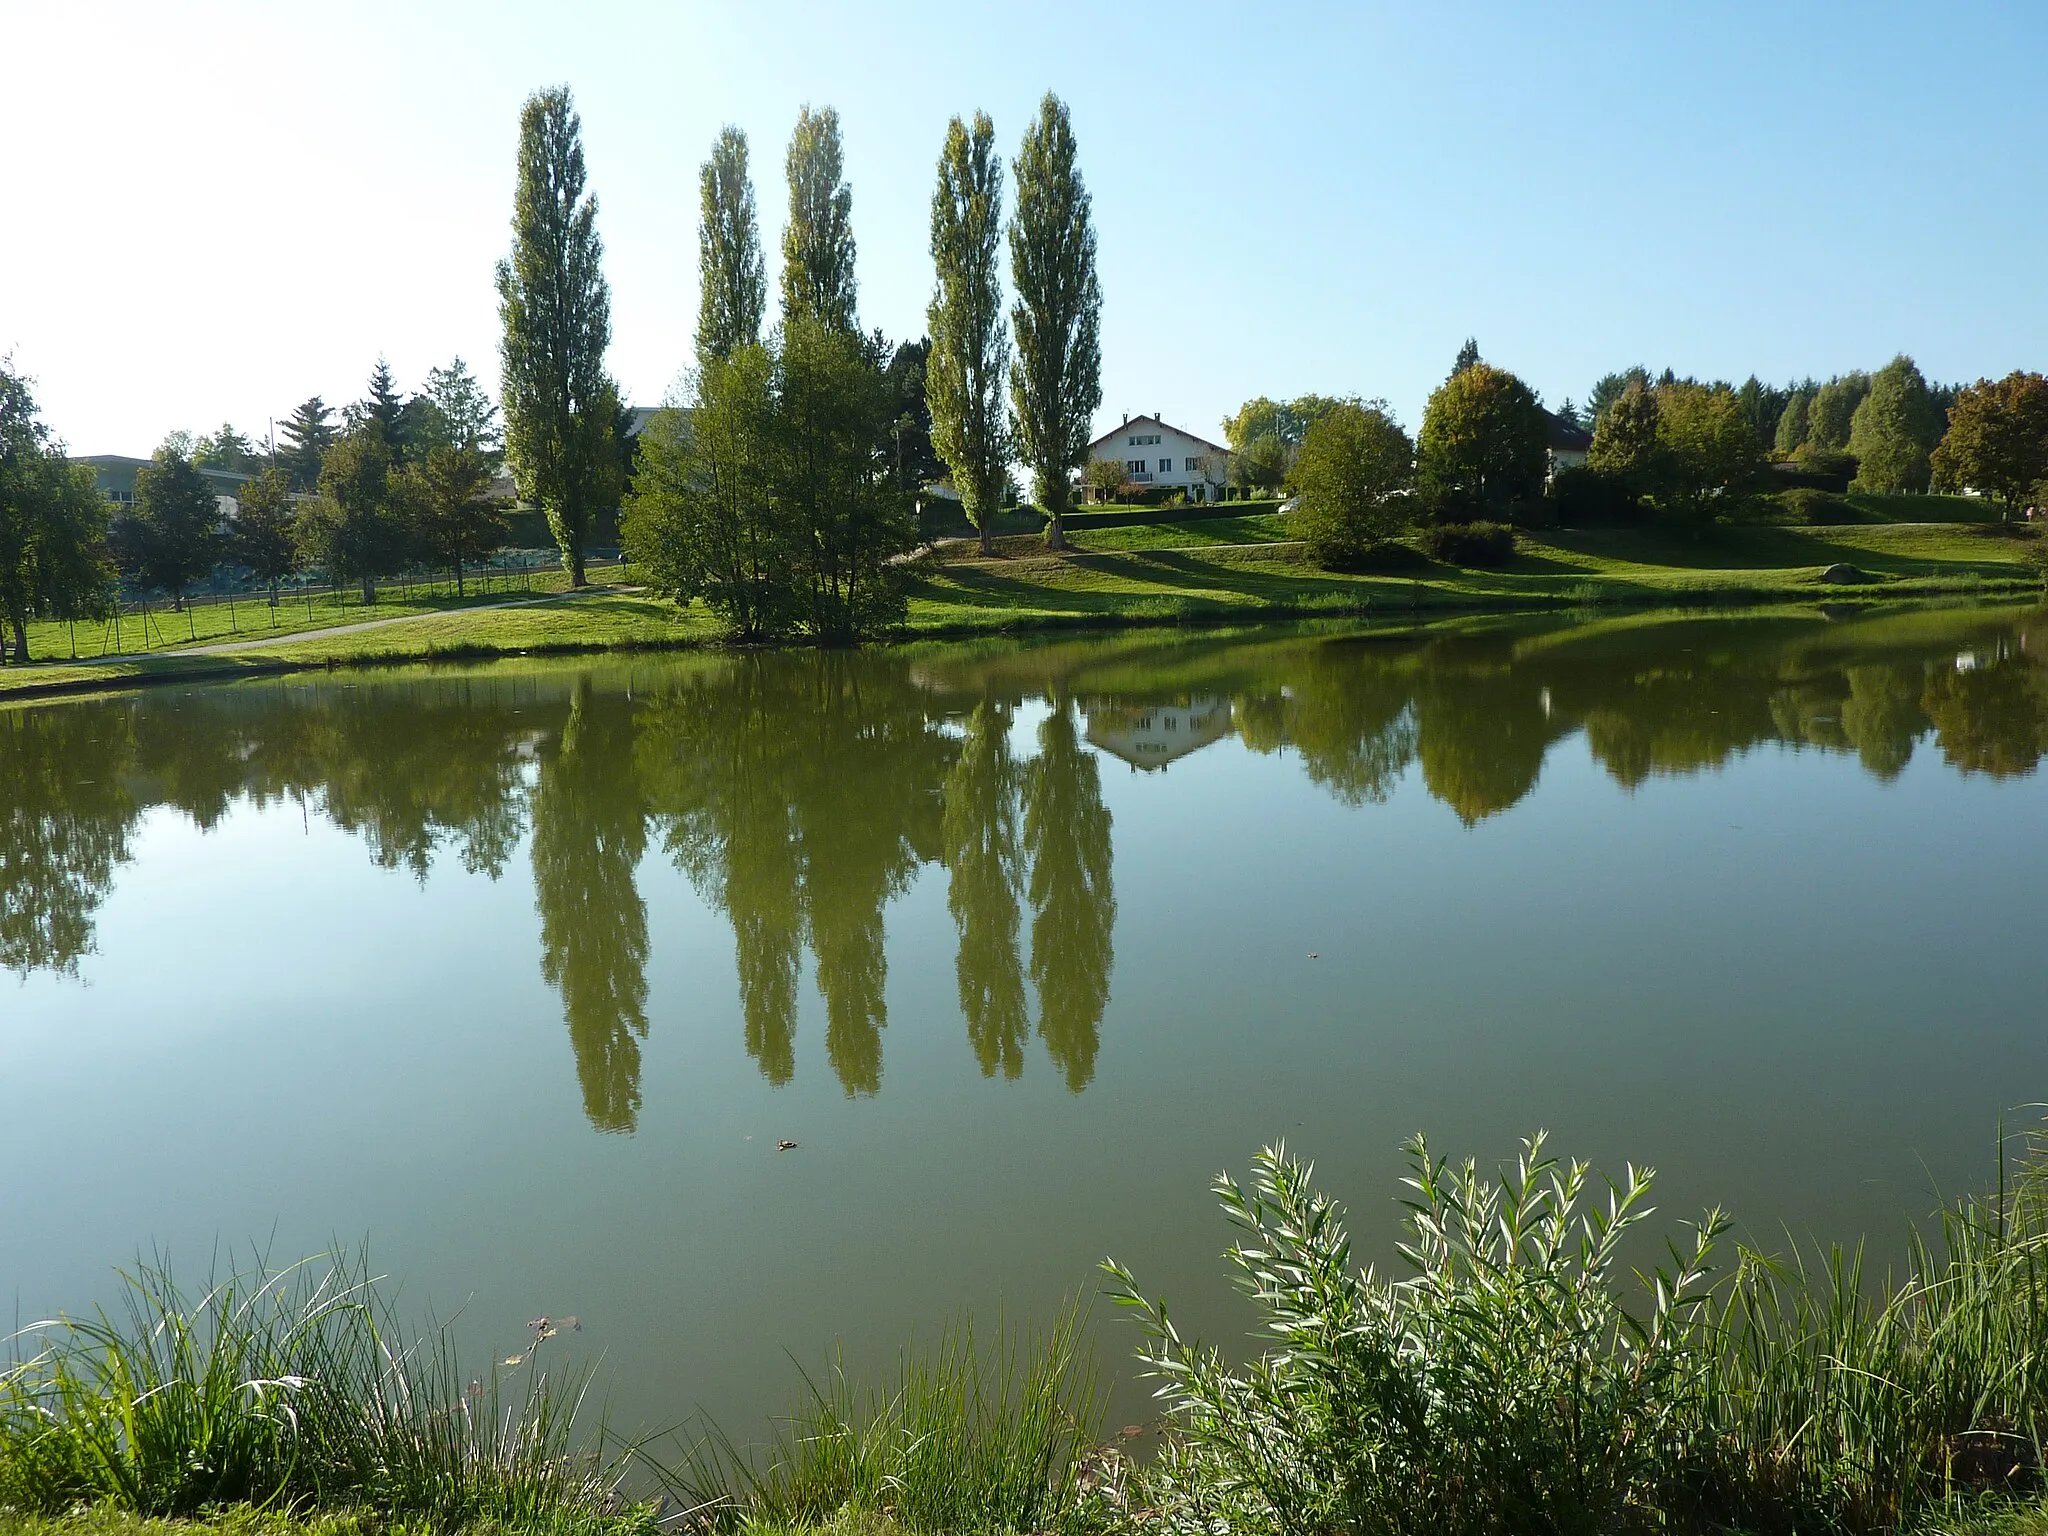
[1081, 694, 1235, 771]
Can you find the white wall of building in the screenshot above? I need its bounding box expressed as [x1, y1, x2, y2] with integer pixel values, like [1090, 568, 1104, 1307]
[1087, 416, 1228, 498]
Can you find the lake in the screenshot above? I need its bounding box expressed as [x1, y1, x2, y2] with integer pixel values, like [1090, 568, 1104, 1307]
[6, 602, 2048, 1437]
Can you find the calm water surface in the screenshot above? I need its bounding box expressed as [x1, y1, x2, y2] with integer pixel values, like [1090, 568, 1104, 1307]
[7, 604, 2048, 1432]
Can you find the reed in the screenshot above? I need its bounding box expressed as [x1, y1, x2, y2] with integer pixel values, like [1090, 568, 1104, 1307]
[666, 1309, 1101, 1535]
[0, 1249, 631, 1526]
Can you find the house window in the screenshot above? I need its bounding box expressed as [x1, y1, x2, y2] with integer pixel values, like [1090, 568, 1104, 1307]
[1127, 459, 1144, 474]
[1184, 457, 1198, 471]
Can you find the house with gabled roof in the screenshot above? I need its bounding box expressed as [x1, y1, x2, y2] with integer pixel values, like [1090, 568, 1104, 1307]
[1084, 414, 1231, 502]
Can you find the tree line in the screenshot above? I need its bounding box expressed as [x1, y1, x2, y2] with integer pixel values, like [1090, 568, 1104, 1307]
[1229, 345, 2048, 570]
[620, 91, 1106, 639]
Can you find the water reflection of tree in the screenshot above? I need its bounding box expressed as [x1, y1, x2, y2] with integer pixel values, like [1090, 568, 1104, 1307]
[1236, 644, 1416, 804]
[532, 679, 649, 1133]
[1023, 696, 1115, 1091]
[943, 699, 1028, 1078]
[0, 705, 138, 977]
[1923, 659, 2048, 777]
[1412, 658, 1559, 824]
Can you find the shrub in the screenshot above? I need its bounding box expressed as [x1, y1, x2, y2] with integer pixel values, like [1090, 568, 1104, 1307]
[1547, 464, 1641, 526]
[1420, 519, 1515, 566]
[1792, 444, 1859, 491]
[1777, 487, 1859, 524]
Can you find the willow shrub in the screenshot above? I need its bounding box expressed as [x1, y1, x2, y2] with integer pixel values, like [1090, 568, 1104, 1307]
[1109, 1132, 2048, 1536]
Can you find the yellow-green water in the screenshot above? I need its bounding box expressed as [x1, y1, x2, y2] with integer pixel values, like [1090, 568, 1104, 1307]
[6, 603, 2048, 1435]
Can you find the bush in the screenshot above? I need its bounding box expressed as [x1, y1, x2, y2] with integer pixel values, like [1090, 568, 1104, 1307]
[1289, 402, 1416, 567]
[1790, 446, 1859, 491]
[1775, 487, 1859, 524]
[1419, 520, 1515, 566]
[1547, 465, 1640, 526]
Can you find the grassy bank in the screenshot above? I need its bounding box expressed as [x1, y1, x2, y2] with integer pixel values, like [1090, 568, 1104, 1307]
[1, 517, 2039, 703]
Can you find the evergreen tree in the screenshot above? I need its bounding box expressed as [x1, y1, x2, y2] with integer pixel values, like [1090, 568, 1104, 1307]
[781, 106, 858, 332]
[697, 126, 766, 368]
[926, 111, 1012, 554]
[194, 424, 258, 473]
[883, 339, 942, 492]
[1007, 93, 1101, 552]
[1452, 337, 1481, 376]
[279, 396, 336, 491]
[1849, 354, 1943, 493]
[496, 85, 621, 587]
[1734, 376, 1789, 451]
[418, 357, 502, 463]
[347, 358, 406, 453]
[1586, 367, 1649, 429]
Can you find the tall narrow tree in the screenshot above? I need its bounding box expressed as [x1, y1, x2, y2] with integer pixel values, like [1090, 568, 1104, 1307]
[279, 396, 336, 490]
[780, 106, 857, 332]
[698, 126, 766, 369]
[1007, 94, 1101, 552]
[926, 111, 1012, 554]
[348, 358, 406, 453]
[496, 85, 620, 587]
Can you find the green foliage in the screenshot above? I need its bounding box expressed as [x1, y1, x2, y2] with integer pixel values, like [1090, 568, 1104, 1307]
[1735, 375, 1789, 450]
[1850, 354, 1945, 493]
[672, 1310, 1100, 1535]
[781, 106, 858, 333]
[1415, 362, 1547, 522]
[1080, 456, 1126, 502]
[1420, 518, 1515, 565]
[192, 424, 259, 474]
[625, 324, 914, 642]
[1007, 93, 1101, 549]
[1776, 487, 1859, 525]
[344, 358, 406, 458]
[1451, 336, 1480, 375]
[1108, 1137, 1726, 1536]
[497, 86, 621, 587]
[1586, 367, 1648, 429]
[622, 349, 792, 640]
[1221, 395, 1345, 454]
[416, 356, 503, 466]
[393, 444, 506, 595]
[881, 339, 941, 494]
[278, 397, 335, 492]
[0, 1250, 630, 1523]
[231, 467, 300, 597]
[298, 431, 402, 602]
[1776, 385, 1815, 454]
[926, 112, 1011, 549]
[1655, 381, 1765, 519]
[123, 451, 222, 607]
[698, 126, 767, 368]
[1808, 370, 1872, 451]
[1931, 371, 2048, 516]
[0, 362, 113, 664]
[1546, 464, 1640, 526]
[1288, 400, 1415, 566]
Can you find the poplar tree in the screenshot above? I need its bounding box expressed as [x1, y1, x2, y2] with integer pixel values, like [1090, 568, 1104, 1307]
[697, 126, 766, 368]
[496, 85, 620, 587]
[1008, 94, 1101, 551]
[780, 106, 857, 332]
[926, 111, 1011, 553]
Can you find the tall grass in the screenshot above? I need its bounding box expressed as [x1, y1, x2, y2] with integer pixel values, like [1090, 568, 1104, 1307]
[0, 1249, 631, 1526]
[1108, 1129, 2048, 1536]
[668, 1309, 1101, 1535]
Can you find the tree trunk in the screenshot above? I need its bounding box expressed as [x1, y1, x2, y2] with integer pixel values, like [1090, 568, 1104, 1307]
[455, 557, 466, 598]
[362, 577, 378, 604]
[978, 520, 995, 556]
[568, 548, 586, 587]
[9, 615, 27, 665]
[1044, 509, 1067, 552]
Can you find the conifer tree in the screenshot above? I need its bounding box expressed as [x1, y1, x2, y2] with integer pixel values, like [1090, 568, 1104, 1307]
[698, 126, 766, 368]
[496, 85, 620, 587]
[1452, 337, 1481, 376]
[279, 396, 336, 491]
[926, 111, 1011, 553]
[349, 358, 406, 453]
[780, 106, 856, 332]
[1007, 93, 1101, 551]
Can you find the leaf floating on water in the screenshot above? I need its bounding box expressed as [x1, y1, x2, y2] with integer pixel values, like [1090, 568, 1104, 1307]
[503, 1354, 525, 1366]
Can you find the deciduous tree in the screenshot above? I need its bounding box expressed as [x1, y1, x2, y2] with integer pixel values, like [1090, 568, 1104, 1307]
[1775, 386, 1814, 454]
[394, 445, 506, 595]
[1849, 354, 1944, 494]
[497, 85, 621, 587]
[1008, 93, 1101, 551]
[1415, 362, 1547, 521]
[780, 106, 857, 332]
[1289, 399, 1415, 565]
[698, 126, 767, 367]
[1587, 378, 1662, 493]
[926, 111, 1012, 553]
[298, 429, 402, 602]
[1655, 382, 1763, 519]
[2, 361, 113, 663]
[1806, 372, 1870, 452]
[1930, 372, 2048, 517]
[124, 450, 221, 608]
[232, 466, 299, 604]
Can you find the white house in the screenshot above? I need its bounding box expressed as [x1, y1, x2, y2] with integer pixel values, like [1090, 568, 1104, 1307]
[1084, 414, 1231, 502]
[1545, 410, 1592, 477]
[1081, 694, 1235, 772]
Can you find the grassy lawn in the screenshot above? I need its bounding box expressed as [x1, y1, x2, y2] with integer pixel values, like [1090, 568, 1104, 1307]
[2, 518, 2039, 703]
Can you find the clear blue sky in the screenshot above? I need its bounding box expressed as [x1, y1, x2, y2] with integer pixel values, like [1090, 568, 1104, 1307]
[6, 0, 2045, 457]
